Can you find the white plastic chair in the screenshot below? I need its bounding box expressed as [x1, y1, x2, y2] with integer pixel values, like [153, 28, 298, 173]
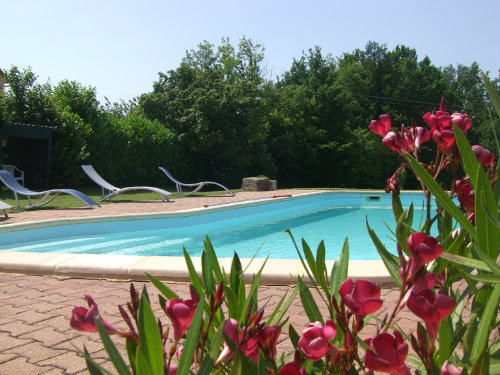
[159, 167, 234, 196]
[81, 165, 171, 202]
[1, 165, 24, 186]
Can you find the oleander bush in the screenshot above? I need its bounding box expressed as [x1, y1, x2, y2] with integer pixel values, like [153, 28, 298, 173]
[70, 75, 500, 374]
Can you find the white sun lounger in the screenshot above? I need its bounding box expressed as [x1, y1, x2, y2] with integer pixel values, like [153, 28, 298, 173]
[0, 170, 99, 209]
[158, 167, 234, 196]
[81, 165, 171, 202]
[0, 200, 12, 217]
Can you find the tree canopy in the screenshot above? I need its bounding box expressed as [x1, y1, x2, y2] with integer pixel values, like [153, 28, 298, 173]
[1, 39, 498, 189]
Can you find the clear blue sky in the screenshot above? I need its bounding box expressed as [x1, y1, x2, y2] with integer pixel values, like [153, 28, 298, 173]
[3, 0, 499, 103]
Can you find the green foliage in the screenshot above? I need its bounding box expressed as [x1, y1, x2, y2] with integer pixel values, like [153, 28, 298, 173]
[1, 39, 498, 190]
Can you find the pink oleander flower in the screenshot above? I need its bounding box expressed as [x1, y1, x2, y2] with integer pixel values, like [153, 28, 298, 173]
[431, 128, 455, 153]
[280, 350, 307, 375]
[441, 361, 462, 375]
[451, 113, 472, 134]
[407, 232, 443, 277]
[369, 114, 392, 137]
[472, 145, 495, 167]
[455, 179, 475, 213]
[407, 289, 456, 340]
[382, 131, 405, 154]
[364, 331, 410, 375]
[403, 272, 437, 305]
[168, 364, 178, 375]
[217, 318, 259, 364]
[165, 285, 199, 341]
[339, 279, 383, 319]
[258, 324, 281, 363]
[70, 294, 117, 334]
[298, 320, 337, 362]
[410, 125, 430, 149]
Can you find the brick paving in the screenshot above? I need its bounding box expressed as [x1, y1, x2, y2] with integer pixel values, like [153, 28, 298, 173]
[0, 190, 413, 374]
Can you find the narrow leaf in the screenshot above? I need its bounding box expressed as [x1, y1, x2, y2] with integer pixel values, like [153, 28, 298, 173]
[136, 288, 163, 375]
[95, 316, 131, 375]
[405, 152, 475, 236]
[471, 283, 500, 360]
[297, 276, 323, 323]
[367, 219, 401, 286]
[178, 298, 206, 374]
[146, 273, 178, 299]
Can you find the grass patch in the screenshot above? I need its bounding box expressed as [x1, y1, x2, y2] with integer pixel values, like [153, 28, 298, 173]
[0, 186, 242, 212]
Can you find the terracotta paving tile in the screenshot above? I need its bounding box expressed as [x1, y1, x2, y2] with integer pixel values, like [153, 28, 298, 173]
[0, 356, 54, 375]
[0, 320, 38, 337]
[19, 326, 77, 347]
[0, 334, 34, 351]
[0, 352, 18, 364]
[5, 341, 67, 365]
[36, 351, 88, 375]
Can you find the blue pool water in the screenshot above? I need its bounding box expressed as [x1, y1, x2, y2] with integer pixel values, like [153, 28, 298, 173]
[0, 193, 434, 260]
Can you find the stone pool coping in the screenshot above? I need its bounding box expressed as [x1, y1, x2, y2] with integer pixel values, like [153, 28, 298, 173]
[0, 190, 394, 285]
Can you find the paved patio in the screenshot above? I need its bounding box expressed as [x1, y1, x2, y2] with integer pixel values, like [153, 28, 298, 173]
[0, 190, 412, 374]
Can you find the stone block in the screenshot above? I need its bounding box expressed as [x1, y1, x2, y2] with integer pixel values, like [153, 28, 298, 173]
[241, 177, 272, 191]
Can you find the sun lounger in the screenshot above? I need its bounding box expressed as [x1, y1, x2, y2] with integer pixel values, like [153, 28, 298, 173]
[158, 167, 234, 196]
[0, 200, 12, 217]
[0, 170, 99, 209]
[81, 165, 171, 202]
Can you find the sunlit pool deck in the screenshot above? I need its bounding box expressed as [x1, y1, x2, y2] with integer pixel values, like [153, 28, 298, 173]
[0, 189, 391, 284]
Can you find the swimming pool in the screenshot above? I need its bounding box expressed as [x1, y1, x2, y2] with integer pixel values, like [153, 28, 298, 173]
[0, 192, 433, 260]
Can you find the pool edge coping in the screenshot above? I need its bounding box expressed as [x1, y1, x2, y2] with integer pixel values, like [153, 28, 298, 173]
[0, 191, 396, 285]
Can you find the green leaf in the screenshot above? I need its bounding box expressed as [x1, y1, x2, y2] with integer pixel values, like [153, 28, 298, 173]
[297, 276, 323, 323]
[471, 284, 500, 361]
[268, 286, 299, 325]
[94, 316, 132, 375]
[83, 346, 113, 375]
[178, 298, 206, 374]
[125, 338, 138, 375]
[315, 240, 327, 290]
[136, 287, 163, 375]
[302, 238, 318, 280]
[239, 257, 268, 322]
[183, 246, 203, 296]
[367, 219, 401, 286]
[483, 72, 500, 119]
[438, 316, 451, 367]
[289, 324, 300, 349]
[405, 152, 476, 236]
[202, 249, 215, 295]
[204, 236, 224, 282]
[392, 192, 404, 223]
[330, 237, 349, 301]
[440, 252, 492, 272]
[146, 273, 178, 299]
[224, 283, 241, 319]
[469, 273, 500, 283]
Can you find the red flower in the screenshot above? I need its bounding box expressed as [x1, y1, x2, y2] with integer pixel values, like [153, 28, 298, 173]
[407, 232, 443, 277]
[455, 179, 475, 212]
[472, 145, 494, 167]
[406, 289, 455, 340]
[165, 286, 199, 341]
[258, 324, 281, 362]
[217, 318, 259, 364]
[369, 114, 392, 137]
[364, 331, 410, 375]
[431, 128, 455, 152]
[451, 112, 472, 133]
[441, 361, 462, 375]
[382, 132, 405, 154]
[410, 125, 430, 149]
[70, 294, 117, 334]
[280, 351, 307, 375]
[339, 279, 383, 319]
[298, 320, 337, 362]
